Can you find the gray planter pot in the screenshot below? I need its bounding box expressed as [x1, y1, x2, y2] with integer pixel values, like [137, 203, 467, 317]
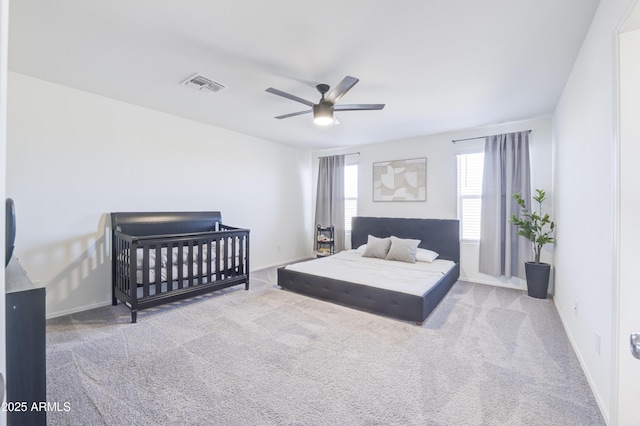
[524, 262, 550, 299]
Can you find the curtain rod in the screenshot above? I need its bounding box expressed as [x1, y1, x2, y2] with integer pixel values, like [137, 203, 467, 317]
[451, 130, 532, 144]
[318, 152, 360, 158]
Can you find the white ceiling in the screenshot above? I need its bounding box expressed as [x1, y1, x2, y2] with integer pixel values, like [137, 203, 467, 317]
[623, 2, 640, 31]
[8, 0, 600, 150]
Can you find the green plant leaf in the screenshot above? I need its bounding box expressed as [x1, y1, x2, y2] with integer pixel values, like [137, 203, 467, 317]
[510, 188, 556, 263]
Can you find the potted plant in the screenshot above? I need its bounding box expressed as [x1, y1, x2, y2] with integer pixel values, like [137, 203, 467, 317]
[509, 188, 555, 299]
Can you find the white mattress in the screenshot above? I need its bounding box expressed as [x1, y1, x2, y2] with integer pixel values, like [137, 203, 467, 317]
[284, 250, 456, 296]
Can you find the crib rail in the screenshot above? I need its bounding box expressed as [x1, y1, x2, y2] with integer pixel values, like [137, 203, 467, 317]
[112, 224, 249, 323]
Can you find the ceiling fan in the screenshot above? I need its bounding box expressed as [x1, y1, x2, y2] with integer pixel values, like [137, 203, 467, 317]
[265, 76, 385, 125]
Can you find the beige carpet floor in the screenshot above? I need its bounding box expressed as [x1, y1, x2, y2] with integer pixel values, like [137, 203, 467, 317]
[45, 270, 604, 425]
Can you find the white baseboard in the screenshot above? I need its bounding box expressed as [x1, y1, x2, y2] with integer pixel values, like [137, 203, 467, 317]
[457, 276, 527, 291]
[46, 257, 311, 320]
[554, 299, 610, 424]
[251, 256, 311, 271]
[46, 300, 112, 320]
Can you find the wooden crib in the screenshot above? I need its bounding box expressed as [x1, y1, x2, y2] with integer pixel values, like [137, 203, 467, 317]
[111, 211, 249, 323]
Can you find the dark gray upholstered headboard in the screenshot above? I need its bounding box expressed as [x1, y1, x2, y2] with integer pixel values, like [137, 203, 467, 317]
[111, 211, 222, 236]
[351, 216, 460, 263]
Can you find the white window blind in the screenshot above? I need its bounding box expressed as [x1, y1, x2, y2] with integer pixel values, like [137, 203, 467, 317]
[345, 164, 358, 231]
[457, 152, 484, 241]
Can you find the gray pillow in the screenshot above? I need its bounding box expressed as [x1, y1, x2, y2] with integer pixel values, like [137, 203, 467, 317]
[362, 235, 392, 259]
[385, 236, 421, 263]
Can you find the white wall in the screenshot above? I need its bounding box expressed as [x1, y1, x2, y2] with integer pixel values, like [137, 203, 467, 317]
[552, 0, 636, 422]
[7, 72, 312, 319]
[618, 25, 640, 426]
[313, 116, 553, 291]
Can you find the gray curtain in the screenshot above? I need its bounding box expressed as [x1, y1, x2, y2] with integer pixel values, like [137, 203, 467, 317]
[479, 131, 531, 279]
[315, 155, 345, 253]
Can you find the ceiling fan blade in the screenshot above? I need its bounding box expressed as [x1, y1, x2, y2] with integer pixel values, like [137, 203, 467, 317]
[266, 87, 315, 107]
[325, 76, 359, 104]
[334, 103, 385, 111]
[275, 109, 312, 119]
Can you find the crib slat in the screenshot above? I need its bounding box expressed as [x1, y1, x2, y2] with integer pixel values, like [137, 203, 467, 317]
[215, 236, 222, 282]
[177, 242, 184, 289]
[238, 234, 245, 276]
[142, 244, 150, 298]
[154, 244, 162, 296]
[197, 240, 204, 286]
[187, 242, 194, 287]
[206, 238, 213, 283]
[165, 242, 173, 292]
[225, 236, 231, 279]
[231, 235, 237, 277]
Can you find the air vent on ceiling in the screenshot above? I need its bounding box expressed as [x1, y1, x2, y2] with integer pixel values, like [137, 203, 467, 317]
[181, 73, 227, 93]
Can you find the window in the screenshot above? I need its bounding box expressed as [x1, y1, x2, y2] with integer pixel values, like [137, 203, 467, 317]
[457, 152, 484, 241]
[344, 163, 358, 232]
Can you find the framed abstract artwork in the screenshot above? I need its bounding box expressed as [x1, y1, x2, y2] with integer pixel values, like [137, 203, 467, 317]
[373, 157, 426, 202]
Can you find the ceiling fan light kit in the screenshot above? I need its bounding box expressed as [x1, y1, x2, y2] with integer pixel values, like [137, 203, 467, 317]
[313, 103, 334, 125]
[266, 76, 384, 126]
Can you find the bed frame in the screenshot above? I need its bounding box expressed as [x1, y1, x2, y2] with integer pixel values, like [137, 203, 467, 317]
[111, 211, 250, 323]
[277, 217, 459, 324]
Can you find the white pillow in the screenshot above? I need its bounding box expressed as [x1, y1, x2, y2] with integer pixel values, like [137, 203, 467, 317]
[385, 236, 421, 263]
[356, 244, 367, 255]
[416, 248, 439, 263]
[362, 235, 392, 259]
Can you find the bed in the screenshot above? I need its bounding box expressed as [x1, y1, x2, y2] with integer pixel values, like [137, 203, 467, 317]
[111, 211, 250, 323]
[277, 217, 459, 324]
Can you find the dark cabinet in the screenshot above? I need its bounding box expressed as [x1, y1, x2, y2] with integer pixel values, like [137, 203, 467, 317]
[5, 258, 46, 426]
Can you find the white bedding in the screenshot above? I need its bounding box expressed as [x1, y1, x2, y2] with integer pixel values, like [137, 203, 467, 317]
[284, 250, 455, 296]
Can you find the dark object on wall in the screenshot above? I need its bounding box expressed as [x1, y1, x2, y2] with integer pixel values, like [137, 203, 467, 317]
[5, 198, 16, 266]
[111, 211, 250, 323]
[6, 258, 47, 426]
[524, 262, 551, 299]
